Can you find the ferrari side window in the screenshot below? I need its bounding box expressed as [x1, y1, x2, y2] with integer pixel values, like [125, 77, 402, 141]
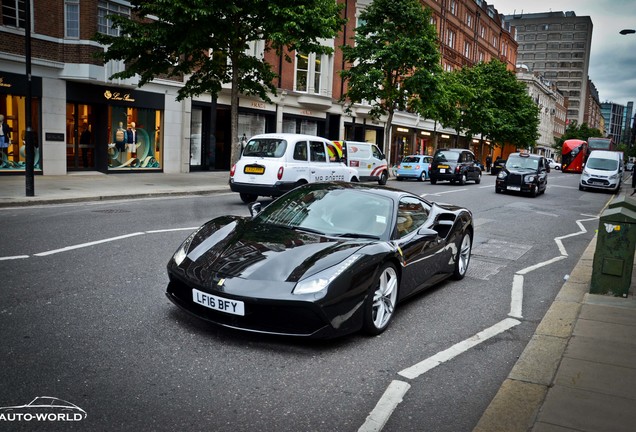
[397, 197, 429, 237]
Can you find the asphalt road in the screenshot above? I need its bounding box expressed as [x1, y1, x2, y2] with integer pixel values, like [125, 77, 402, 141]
[0, 169, 613, 431]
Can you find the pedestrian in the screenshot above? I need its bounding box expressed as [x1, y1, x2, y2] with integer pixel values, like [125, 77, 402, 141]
[0, 114, 11, 164]
[80, 122, 91, 168]
[485, 155, 492, 173]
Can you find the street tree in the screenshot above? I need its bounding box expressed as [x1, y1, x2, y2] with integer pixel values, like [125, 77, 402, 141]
[94, 0, 345, 165]
[339, 0, 441, 163]
[459, 60, 540, 150]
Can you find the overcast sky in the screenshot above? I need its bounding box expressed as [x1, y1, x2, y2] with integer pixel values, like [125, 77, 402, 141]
[491, 0, 636, 107]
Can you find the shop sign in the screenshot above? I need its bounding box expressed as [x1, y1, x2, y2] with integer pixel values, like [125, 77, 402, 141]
[300, 109, 313, 116]
[45, 133, 65, 142]
[396, 127, 409, 133]
[0, 77, 11, 88]
[103, 90, 136, 103]
[251, 101, 266, 109]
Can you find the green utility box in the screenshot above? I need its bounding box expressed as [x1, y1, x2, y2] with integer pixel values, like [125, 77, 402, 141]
[607, 194, 636, 212]
[591, 204, 636, 297]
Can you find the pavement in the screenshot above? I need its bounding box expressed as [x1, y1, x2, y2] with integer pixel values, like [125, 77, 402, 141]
[1, 170, 635, 432]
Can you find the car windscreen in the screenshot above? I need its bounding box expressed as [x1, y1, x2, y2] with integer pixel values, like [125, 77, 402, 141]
[505, 155, 538, 170]
[402, 156, 420, 163]
[256, 187, 394, 239]
[243, 138, 287, 158]
[434, 151, 459, 162]
[587, 157, 618, 171]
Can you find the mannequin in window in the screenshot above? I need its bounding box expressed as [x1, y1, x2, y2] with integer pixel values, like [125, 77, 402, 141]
[0, 114, 11, 163]
[127, 121, 138, 158]
[115, 122, 126, 152]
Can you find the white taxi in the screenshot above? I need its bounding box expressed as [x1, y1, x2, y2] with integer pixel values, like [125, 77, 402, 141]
[230, 133, 360, 203]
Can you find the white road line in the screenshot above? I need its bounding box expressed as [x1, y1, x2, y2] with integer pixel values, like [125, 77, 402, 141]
[146, 227, 198, 234]
[397, 318, 521, 380]
[358, 380, 411, 432]
[0, 255, 29, 261]
[509, 274, 524, 319]
[33, 232, 145, 256]
[420, 188, 468, 197]
[517, 255, 568, 275]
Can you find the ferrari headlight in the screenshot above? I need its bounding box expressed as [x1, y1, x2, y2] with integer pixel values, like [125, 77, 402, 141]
[293, 254, 362, 295]
[172, 229, 200, 266]
[497, 171, 507, 179]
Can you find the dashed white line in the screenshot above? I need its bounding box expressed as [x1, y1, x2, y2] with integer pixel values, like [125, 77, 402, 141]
[509, 274, 524, 319]
[34, 232, 145, 256]
[0, 255, 29, 261]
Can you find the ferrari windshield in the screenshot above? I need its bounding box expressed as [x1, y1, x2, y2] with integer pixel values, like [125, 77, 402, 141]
[505, 155, 539, 170]
[256, 186, 394, 239]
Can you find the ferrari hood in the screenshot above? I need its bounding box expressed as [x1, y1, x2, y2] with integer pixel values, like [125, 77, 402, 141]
[181, 217, 366, 285]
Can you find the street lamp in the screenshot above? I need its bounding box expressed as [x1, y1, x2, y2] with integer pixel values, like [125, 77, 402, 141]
[619, 29, 635, 35]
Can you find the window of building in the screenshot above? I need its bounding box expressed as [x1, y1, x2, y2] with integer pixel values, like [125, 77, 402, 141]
[536, 34, 547, 40]
[479, 25, 485, 38]
[478, 51, 485, 62]
[535, 53, 546, 59]
[574, 32, 587, 39]
[295, 52, 326, 95]
[447, 29, 455, 49]
[522, 53, 535, 60]
[550, 24, 562, 30]
[2, 0, 25, 28]
[464, 41, 471, 58]
[547, 52, 558, 59]
[559, 62, 570, 68]
[536, 43, 547, 49]
[501, 42, 508, 57]
[562, 33, 573, 40]
[449, 0, 457, 15]
[559, 52, 572, 59]
[492, 35, 498, 48]
[527, 25, 537, 31]
[444, 63, 453, 72]
[574, 23, 588, 30]
[466, 13, 472, 28]
[524, 43, 535, 50]
[525, 34, 536, 41]
[98, 0, 131, 36]
[563, 24, 574, 30]
[559, 43, 571, 49]
[65, 0, 80, 39]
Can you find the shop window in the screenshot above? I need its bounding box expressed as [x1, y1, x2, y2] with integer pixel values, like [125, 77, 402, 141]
[107, 106, 162, 170]
[65, 0, 80, 39]
[2, 0, 25, 28]
[0, 94, 42, 172]
[98, 0, 130, 36]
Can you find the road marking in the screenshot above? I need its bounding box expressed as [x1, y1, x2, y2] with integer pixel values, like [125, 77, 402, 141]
[33, 232, 145, 256]
[146, 227, 198, 234]
[420, 188, 468, 197]
[509, 274, 524, 319]
[0, 255, 29, 261]
[358, 380, 411, 432]
[398, 318, 521, 380]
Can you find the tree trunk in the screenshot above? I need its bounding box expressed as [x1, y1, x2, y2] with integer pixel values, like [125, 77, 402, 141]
[230, 61, 240, 167]
[384, 110, 394, 167]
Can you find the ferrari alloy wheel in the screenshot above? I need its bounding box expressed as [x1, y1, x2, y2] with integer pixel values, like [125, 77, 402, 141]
[452, 232, 472, 280]
[363, 263, 399, 335]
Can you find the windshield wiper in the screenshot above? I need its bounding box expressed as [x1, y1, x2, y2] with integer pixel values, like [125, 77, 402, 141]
[333, 233, 380, 239]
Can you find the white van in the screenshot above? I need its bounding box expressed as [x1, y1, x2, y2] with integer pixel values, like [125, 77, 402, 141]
[336, 141, 388, 185]
[230, 133, 359, 203]
[579, 150, 623, 192]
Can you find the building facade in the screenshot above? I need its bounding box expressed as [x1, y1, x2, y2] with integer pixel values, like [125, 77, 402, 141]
[0, 0, 517, 176]
[585, 79, 603, 131]
[503, 11, 593, 128]
[601, 102, 625, 145]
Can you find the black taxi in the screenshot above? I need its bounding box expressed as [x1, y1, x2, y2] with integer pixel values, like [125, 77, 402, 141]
[495, 152, 550, 197]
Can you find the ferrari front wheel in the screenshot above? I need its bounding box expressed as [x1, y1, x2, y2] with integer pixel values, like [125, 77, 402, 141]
[363, 263, 399, 335]
[452, 232, 472, 280]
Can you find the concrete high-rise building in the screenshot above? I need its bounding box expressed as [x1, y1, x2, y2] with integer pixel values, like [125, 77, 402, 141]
[503, 11, 593, 127]
[623, 102, 633, 146]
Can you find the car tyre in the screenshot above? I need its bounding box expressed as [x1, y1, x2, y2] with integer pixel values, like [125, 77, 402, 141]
[378, 171, 388, 185]
[396, 177, 403, 181]
[419, 171, 426, 182]
[459, 173, 467, 186]
[475, 172, 481, 184]
[452, 232, 472, 280]
[363, 263, 399, 335]
[579, 184, 585, 191]
[240, 193, 258, 203]
[430, 178, 437, 185]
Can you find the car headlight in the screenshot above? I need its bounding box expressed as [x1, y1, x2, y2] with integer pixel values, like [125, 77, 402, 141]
[581, 171, 590, 180]
[525, 175, 536, 182]
[293, 254, 362, 295]
[609, 173, 619, 181]
[172, 229, 200, 266]
[497, 171, 507, 179]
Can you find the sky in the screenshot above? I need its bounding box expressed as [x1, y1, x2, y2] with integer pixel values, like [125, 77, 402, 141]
[491, 0, 636, 107]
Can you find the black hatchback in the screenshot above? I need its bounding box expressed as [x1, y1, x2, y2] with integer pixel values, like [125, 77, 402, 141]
[495, 152, 550, 197]
[429, 148, 482, 185]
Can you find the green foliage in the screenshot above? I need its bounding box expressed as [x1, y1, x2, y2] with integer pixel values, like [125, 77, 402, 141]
[339, 0, 441, 120]
[436, 60, 540, 148]
[93, 0, 345, 102]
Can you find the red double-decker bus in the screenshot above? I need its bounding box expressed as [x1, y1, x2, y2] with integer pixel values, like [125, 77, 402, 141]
[561, 139, 588, 173]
